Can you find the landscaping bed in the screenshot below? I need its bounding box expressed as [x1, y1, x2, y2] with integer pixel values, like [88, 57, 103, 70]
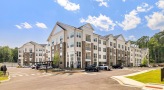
[127, 69, 164, 84]
[0, 71, 9, 82]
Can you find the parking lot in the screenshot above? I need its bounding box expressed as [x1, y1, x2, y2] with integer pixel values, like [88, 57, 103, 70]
[0, 67, 152, 90]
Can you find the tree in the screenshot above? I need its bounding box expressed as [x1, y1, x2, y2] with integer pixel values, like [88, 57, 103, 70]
[12, 47, 18, 62]
[0, 46, 12, 62]
[0, 46, 18, 63]
[53, 51, 60, 68]
[142, 57, 148, 66]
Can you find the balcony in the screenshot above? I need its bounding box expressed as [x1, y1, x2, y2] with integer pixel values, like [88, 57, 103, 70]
[85, 47, 91, 51]
[86, 34, 91, 42]
[86, 56, 91, 59]
[86, 38, 91, 42]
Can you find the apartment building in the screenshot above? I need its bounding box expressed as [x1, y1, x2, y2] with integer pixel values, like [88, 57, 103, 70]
[130, 44, 149, 66]
[18, 41, 48, 66]
[47, 22, 144, 69]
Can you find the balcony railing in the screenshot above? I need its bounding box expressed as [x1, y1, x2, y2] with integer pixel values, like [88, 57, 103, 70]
[86, 56, 91, 59]
[86, 38, 91, 42]
[85, 47, 91, 51]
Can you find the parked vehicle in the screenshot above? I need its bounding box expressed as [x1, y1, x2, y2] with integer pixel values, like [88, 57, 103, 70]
[112, 65, 123, 69]
[85, 65, 99, 72]
[99, 64, 110, 70]
[36, 64, 41, 70]
[39, 64, 47, 70]
[31, 65, 36, 69]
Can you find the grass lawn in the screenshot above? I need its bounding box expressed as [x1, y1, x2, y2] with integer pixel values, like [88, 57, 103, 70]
[127, 69, 164, 84]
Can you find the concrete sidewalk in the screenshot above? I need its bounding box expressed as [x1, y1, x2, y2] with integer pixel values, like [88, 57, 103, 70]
[111, 69, 156, 88]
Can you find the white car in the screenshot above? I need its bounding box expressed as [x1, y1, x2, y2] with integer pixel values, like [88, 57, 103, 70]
[99, 64, 109, 70]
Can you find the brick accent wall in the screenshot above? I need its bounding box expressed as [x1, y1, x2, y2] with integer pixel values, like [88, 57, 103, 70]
[91, 43, 93, 65]
[82, 41, 86, 68]
[107, 47, 110, 65]
[59, 42, 66, 68]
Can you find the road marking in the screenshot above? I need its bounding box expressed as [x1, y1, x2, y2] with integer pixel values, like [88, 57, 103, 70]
[31, 74, 35, 75]
[19, 75, 23, 76]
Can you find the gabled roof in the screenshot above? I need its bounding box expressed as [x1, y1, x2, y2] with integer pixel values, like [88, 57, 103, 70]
[39, 44, 47, 47]
[47, 22, 76, 41]
[104, 34, 113, 38]
[19, 41, 46, 48]
[125, 40, 131, 44]
[57, 22, 75, 30]
[78, 23, 94, 30]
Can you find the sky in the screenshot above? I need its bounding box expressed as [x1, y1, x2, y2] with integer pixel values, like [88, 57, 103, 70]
[0, 0, 164, 48]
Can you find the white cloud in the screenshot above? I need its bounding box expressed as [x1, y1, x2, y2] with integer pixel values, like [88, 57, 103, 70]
[118, 10, 141, 30]
[96, 0, 109, 7]
[145, 12, 164, 31]
[128, 35, 136, 41]
[54, 0, 80, 11]
[15, 25, 22, 29]
[156, 0, 164, 9]
[136, 3, 153, 12]
[118, 3, 152, 30]
[80, 14, 116, 31]
[36, 22, 47, 29]
[122, 0, 126, 2]
[21, 22, 32, 29]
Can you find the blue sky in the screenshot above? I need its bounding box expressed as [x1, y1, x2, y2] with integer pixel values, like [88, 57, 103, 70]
[0, 0, 164, 48]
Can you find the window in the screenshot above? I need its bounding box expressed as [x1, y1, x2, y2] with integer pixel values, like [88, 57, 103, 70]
[110, 42, 112, 46]
[94, 45, 97, 50]
[36, 53, 38, 56]
[70, 32, 74, 38]
[103, 55, 106, 59]
[94, 53, 97, 58]
[94, 38, 97, 42]
[103, 48, 106, 52]
[77, 42, 81, 47]
[36, 49, 38, 51]
[99, 55, 101, 59]
[52, 41, 54, 45]
[77, 32, 81, 38]
[70, 42, 74, 47]
[29, 48, 32, 52]
[103, 41, 106, 45]
[98, 47, 101, 51]
[122, 45, 124, 49]
[67, 43, 69, 48]
[77, 51, 81, 57]
[39, 53, 42, 56]
[60, 36, 63, 42]
[128, 47, 130, 50]
[114, 43, 116, 48]
[110, 48, 112, 52]
[39, 49, 42, 51]
[125, 46, 127, 50]
[118, 44, 120, 48]
[98, 40, 101, 44]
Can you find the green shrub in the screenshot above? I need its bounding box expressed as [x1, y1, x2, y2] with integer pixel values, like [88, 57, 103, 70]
[0, 71, 3, 76]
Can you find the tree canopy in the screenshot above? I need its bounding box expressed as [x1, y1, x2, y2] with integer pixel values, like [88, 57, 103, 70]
[131, 31, 164, 63]
[0, 46, 18, 63]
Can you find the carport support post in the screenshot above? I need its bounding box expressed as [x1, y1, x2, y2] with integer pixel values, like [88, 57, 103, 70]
[161, 68, 164, 81]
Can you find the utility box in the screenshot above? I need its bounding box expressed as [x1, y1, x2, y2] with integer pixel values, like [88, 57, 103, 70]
[161, 68, 164, 81]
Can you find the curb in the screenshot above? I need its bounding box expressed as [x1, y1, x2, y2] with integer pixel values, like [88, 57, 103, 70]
[111, 69, 157, 88]
[111, 76, 143, 88]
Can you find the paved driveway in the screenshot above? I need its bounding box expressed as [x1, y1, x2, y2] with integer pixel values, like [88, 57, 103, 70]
[0, 67, 151, 90]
